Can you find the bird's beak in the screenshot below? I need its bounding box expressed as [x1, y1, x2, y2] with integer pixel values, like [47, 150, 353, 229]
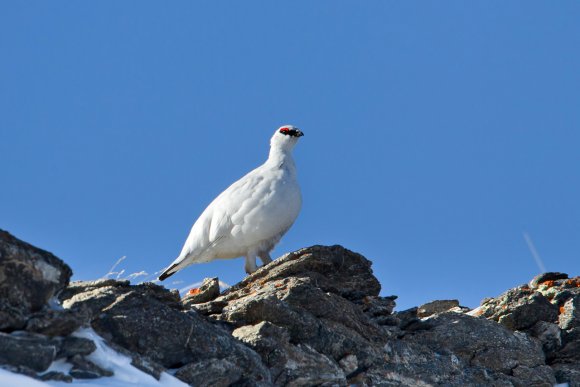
[296, 130, 304, 137]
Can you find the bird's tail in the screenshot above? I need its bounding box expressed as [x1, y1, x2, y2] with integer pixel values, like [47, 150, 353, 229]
[158, 261, 181, 281]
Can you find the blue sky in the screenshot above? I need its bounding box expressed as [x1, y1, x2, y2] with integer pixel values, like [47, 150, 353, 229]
[1, 2, 579, 310]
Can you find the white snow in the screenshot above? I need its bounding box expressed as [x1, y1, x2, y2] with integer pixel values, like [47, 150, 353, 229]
[0, 328, 187, 387]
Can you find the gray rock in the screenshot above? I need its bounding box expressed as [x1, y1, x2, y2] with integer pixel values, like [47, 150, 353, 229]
[223, 245, 381, 302]
[552, 363, 580, 387]
[559, 295, 580, 330]
[233, 321, 345, 386]
[417, 299, 460, 318]
[402, 313, 555, 385]
[39, 371, 73, 382]
[59, 278, 270, 384]
[26, 308, 90, 337]
[0, 229, 72, 331]
[69, 354, 113, 379]
[0, 303, 28, 331]
[530, 272, 569, 288]
[181, 277, 220, 307]
[174, 359, 245, 387]
[0, 332, 57, 372]
[56, 336, 97, 359]
[529, 321, 562, 360]
[477, 287, 558, 330]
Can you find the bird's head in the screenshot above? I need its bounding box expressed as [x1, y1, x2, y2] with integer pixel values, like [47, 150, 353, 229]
[270, 125, 304, 152]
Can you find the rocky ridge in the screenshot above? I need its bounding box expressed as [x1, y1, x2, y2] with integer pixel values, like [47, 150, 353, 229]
[0, 229, 579, 386]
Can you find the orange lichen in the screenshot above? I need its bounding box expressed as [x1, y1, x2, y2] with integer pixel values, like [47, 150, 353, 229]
[274, 282, 285, 288]
[540, 280, 556, 288]
[559, 306, 566, 314]
[188, 288, 201, 295]
[565, 278, 580, 288]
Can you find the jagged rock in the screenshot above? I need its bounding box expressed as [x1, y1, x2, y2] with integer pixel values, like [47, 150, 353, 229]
[26, 308, 90, 337]
[233, 321, 345, 386]
[39, 371, 73, 382]
[56, 336, 97, 359]
[181, 277, 220, 307]
[223, 245, 381, 302]
[0, 230, 72, 331]
[417, 299, 460, 318]
[552, 363, 580, 387]
[402, 313, 556, 385]
[174, 359, 247, 387]
[59, 278, 270, 384]
[560, 295, 580, 330]
[0, 332, 57, 372]
[69, 354, 113, 379]
[3, 231, 578, 386]
[530, 272, 569, 288]
[476, 286, 558, 330]
[529, 321, 562, 360]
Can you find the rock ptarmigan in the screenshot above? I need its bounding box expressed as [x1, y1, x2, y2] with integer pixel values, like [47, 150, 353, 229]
[158, 125, 304, 280]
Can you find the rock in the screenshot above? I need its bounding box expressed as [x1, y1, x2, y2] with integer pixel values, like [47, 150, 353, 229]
[529, 321, 562, 360]
[0, 332, 57, 372]
[0, 303, 28, 331]
[26, 308, 90, 337]
[59, 278, 270, 385]
[56, 336, 97, 359]
[69, 354, 113, 379]
[402, 313, 555, 385]
[417, 299, 460, 318]
[3, 230, 577, 386]
[359, 295, 397, 320]
[224, 245, 381, 302]
[181, 277, 220, 307]
[530, 272, 569, 288]
[0, 230, 72, 331]
[559, 295, 580, 330]
[552, 363, 580, 387]
[477, 287, 558, 330]
[39, 371, 73, 382]
[233, 321, 345, 386]
[338, 354, 359, 376]
[174, 359, 246, 387]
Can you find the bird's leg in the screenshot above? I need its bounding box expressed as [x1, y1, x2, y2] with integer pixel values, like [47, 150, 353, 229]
[258, 252, 272, 266]
[244, 254, 258, 274]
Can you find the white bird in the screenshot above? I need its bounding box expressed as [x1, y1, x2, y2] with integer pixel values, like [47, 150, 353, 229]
[158, 125, 304, 281]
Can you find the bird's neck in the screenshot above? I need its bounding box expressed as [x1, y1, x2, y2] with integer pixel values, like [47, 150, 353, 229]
[267, 146, 296, 171]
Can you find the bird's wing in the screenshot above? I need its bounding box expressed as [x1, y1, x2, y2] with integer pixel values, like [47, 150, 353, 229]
[177, 168, 266, 260]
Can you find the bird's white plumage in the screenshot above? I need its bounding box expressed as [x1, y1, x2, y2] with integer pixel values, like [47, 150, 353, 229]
[159, 125, 303, 279]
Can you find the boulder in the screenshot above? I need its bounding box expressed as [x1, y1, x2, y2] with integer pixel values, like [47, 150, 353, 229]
[0, 332, 58, 372]
[59, 278, 270, 385]
[0, 230, 72, 331]
[181, 277, 221, 307]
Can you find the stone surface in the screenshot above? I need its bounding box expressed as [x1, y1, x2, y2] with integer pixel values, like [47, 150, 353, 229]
[56, 336, 97, 359]
[39, 371, 74, 382]
[417, 299, 460, 318]
[26, 308, 89, 337]
[69, 354, 113, 379]
[181, 277, 220, 307]
[3, 231, 580, 387]
[0, 229, 72, 331]
[476, 286, 558, 330]
[530, 272, 569, 288]
[233, 321, 345, 386]
[59, 278, 270, 385]
[0, 332, 57, 372]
